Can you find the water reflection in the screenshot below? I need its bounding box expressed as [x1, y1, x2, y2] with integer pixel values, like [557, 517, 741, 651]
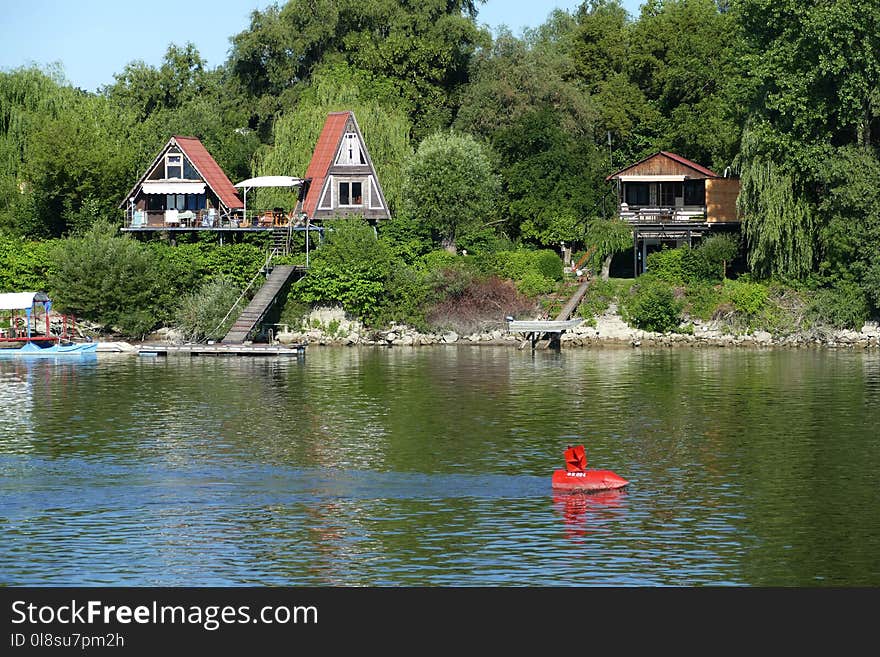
[553, 490, 629, 542]
[1, 347, 879, 585]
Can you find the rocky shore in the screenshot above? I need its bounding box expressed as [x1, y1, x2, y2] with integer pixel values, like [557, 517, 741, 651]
[270, 306, 880, 350]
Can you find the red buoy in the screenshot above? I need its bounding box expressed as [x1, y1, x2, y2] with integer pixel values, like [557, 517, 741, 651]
[551, 445, 629, 492]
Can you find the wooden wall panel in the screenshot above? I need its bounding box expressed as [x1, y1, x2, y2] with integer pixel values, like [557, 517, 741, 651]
[706, 178, 740, 223]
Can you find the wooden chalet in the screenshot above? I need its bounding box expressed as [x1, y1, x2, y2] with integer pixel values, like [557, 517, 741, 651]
[606, 151, 740, 274]
[120, 136, 246, 231]
[302, 111, 390, 222]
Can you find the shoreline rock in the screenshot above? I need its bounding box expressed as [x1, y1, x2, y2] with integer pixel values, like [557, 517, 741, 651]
[268, 306, 880, 350]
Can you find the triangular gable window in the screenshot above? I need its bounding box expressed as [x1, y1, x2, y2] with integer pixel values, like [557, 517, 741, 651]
[336, 133, 366, 165]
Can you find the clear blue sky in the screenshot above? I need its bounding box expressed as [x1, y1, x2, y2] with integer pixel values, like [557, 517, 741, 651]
[0, 0, 643, 92]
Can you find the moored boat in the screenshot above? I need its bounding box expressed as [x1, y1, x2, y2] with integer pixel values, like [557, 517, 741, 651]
[0, 340, 98, 358]
[0, 292, 95, 358]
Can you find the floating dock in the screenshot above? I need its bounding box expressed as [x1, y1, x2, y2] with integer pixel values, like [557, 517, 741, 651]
[138, 343, 305, 357]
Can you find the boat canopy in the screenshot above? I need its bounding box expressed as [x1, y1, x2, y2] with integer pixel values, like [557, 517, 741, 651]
[0, 292, 50, 311]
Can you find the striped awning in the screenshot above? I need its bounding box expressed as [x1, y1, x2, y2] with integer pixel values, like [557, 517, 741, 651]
[141, 181, 206, 195]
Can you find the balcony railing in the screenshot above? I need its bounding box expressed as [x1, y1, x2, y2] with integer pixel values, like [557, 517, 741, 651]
[124, 208, 306, 230]
[619, 206, 707, 224]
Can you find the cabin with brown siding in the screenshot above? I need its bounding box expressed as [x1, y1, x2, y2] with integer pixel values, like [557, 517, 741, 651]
[606, 151, 741, 274]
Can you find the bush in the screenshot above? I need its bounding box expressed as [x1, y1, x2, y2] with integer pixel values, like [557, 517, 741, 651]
[723, 278, 768, 317]
[48, 221, 164, 336]
[0, 235, 57, 292]
[683, 282, 723, 320]
[807, 281, 869, 330]
[426, 275, 533, 334]
[646, 247, 686, 283]
[479, 249, 560, 296]
[623, 277, 683, 332]
[175, 278, 242, 342]
[534, 250, 564, 280]
[517, 269, 556, 296]
[697, 234, 739, 280]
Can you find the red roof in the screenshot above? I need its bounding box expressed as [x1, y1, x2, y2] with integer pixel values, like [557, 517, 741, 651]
[175, 136, 243, 209]
[302, 112, 352, 217]
[659, 151, 718, 177]
[605, 151, 719, 181]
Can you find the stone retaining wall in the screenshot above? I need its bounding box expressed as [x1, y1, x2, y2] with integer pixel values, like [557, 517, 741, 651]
[275, 306, 880, 350]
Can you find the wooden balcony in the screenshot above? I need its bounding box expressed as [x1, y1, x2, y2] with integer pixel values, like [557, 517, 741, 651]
[618, 206, 707, 225]
[123, 208, 306, 232]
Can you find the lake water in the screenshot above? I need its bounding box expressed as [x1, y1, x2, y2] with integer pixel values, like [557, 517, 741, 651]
[1, 346, 878, 586]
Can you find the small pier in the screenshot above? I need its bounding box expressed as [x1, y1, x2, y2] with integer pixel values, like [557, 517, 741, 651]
[507, 277, 592, 349]
[138, 343, 305, 357]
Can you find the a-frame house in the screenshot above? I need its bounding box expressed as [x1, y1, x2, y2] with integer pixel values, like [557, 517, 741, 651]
[120, 136, 244, 230]
[301, 111, 391, 222]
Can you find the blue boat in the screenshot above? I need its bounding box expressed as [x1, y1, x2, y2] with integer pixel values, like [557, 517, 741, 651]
[0, 291, 96, 358]
[0, 341, 98, 358]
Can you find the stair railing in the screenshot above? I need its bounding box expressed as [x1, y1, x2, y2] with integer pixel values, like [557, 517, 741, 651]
[207, 247, 279, 342]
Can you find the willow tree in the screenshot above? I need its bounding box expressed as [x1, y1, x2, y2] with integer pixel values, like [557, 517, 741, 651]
[584, 217, 632, 280]
[253, 65, 412, 214]
[735, 129, 816, 279]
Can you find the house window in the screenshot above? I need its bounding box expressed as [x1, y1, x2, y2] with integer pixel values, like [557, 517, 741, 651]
[165, 194, 187, 210]
[624, 182, 649, 207]
[684, 180, 705, 206]
[660, 182, 683, 207]
[166, 153, 183, 179]
[339, 181, 363, 206]
[336, 133, 366, 165]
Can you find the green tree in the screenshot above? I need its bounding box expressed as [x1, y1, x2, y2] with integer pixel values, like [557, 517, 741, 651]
[402, 132, 500, 254]
[48, 221, 165, 336]
[493, 107, 604, 246]
[227, 0, 487, 137]
[583, 217, 632, 280]
[735, 128, 817, 279]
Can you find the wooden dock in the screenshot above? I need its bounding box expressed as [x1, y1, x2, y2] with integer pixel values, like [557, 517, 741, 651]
[138, 343, 306, 357]
[507, 278, 591, 350]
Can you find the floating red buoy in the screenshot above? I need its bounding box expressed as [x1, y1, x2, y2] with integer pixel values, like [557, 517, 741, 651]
[551, 444, 629, 492]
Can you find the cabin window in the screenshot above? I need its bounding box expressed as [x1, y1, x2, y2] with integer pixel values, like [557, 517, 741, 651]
[185, 194, 206, 211]
[684, 180, 705, 206]
[165, 194, 188, 210]
[660, 182, 683, 207]
[624, 183, 649, 207]
[339, 181, 363, 206]
[336, 133, 366, 165]
[166, 154, 183, 179]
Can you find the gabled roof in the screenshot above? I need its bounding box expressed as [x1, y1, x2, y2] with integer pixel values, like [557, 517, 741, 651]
[174, 137, 243, 209]
[120, 136, 243, 209]
[605, 151, 719, 181]
[302, 112, 352, 217]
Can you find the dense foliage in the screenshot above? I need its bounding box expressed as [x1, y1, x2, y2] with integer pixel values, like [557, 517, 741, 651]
[1, 0, 878, 332]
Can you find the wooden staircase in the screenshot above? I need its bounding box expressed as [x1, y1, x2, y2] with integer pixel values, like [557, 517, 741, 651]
[222, 265, 301, 344]
[272, 227, 291, 254]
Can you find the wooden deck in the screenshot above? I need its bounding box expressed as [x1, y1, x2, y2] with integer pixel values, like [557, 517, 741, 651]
[507, 319, 584, 333]
[138, 343, 306, 357]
